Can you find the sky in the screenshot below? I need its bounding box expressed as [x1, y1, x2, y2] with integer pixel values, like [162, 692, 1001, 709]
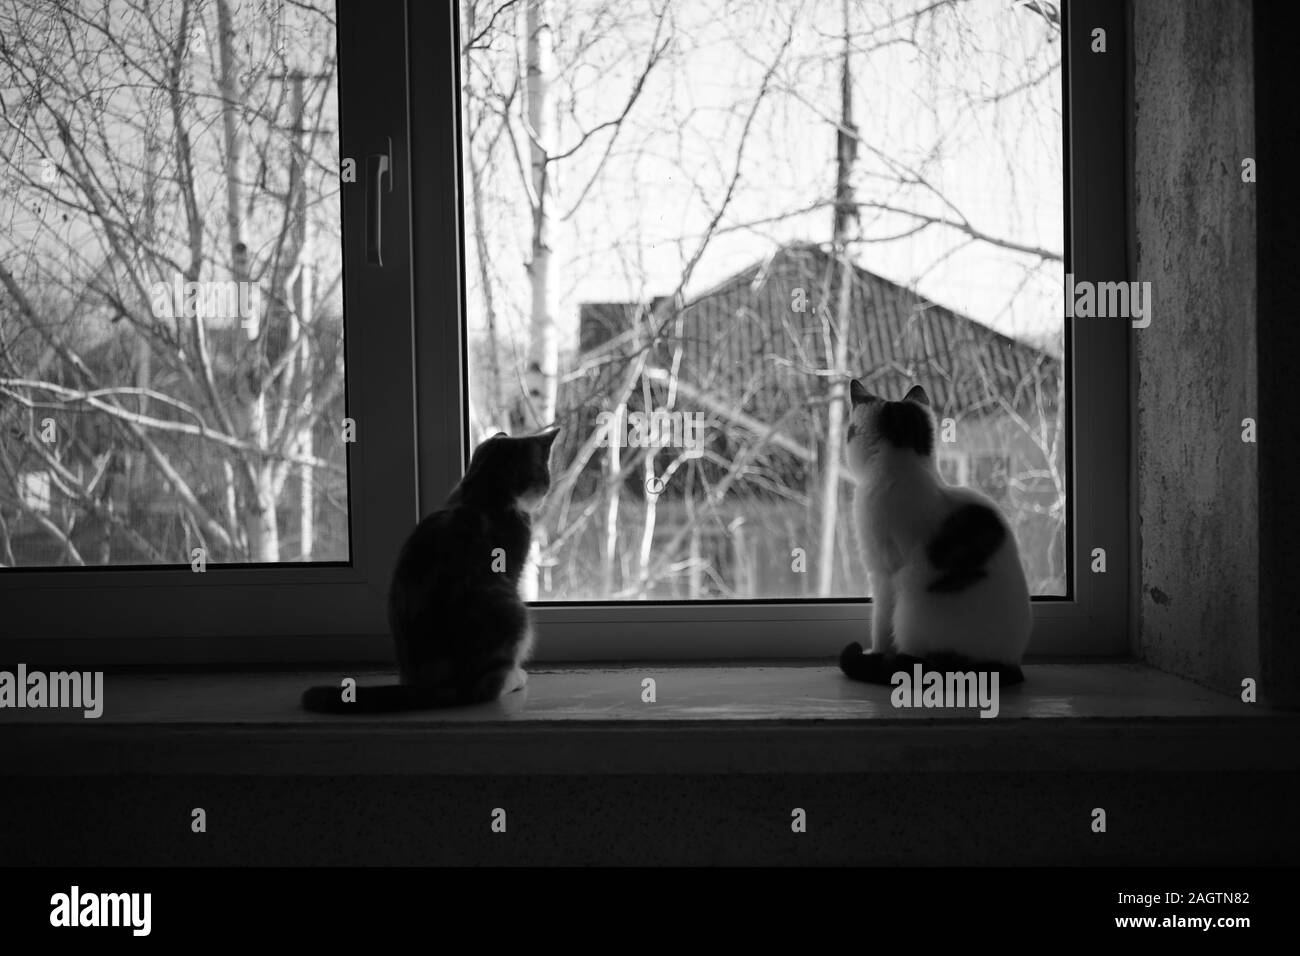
[462, 0, 1065, 357]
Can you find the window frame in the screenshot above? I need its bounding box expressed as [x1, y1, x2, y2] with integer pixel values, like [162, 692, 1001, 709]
[423, 0, 1130, 661]
[0, 0, 418, 665]
[0, 0, 1129, 667]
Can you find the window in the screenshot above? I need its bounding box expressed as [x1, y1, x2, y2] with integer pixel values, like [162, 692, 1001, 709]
[440, 0, 1126, 657]
[0, 0, 417, 650]
[460, 0, 1069, 602]
[2, 0, 349, 568]
[0, 0, 1128, 663]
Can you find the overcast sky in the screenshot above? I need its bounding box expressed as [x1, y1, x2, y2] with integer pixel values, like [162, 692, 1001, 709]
[463, 0, 1064, 354]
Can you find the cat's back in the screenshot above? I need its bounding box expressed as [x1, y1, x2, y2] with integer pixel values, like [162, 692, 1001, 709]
[852, 463, 946, 572]
[393, 500, 521, 592]
[936, 482, 1014, 533]
[387, 499, 526, 655]
[889, 480, 1031, 662]
[929, 483, 1027, 585]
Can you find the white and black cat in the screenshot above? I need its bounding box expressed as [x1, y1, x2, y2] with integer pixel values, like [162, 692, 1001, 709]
[302, 427, 561, 713]
[838, 380, 1031, 684]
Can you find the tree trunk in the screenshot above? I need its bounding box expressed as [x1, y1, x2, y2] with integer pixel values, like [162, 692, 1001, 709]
[637, 446, 658, 596]
[687, 488, 702, 598]
[602, 416, 621, 596]
[217, 0, 279, 561]
[134, 120, 157, 514]
[523, 0, 557, 430]
[465, 2, 506, 427]
[815, 0, 857, 596]
[290, 72, 315, 561]
[515, 0, 556, 600]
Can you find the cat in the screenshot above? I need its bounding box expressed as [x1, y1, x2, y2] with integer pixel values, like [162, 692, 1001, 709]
[301, 426, 561, 713]
[837, 380, 1031, 686]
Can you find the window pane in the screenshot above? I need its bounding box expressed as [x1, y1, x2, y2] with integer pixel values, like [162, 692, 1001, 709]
[0, 0, 347, 567]
[460, 0, 1066, 599]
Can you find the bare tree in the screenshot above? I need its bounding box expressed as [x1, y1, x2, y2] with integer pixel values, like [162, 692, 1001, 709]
[446, 0, 1066, 600]
[0, 0, 346, 567]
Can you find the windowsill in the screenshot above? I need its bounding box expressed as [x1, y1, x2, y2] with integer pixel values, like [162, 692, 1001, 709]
[3, 661, 1295, 775]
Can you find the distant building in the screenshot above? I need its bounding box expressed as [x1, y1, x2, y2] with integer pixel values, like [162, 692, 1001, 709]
[552, 242, 1064, 598]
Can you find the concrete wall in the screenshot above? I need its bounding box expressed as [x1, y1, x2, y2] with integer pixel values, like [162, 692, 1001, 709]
[1132, 0, 1257, 692]
[4, 772, 1297, 865]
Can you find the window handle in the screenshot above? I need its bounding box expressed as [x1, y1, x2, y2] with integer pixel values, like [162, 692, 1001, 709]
[365, 140, 392, 266]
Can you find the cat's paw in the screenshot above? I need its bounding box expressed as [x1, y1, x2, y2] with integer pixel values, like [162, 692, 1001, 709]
[839, 641, 866, 670]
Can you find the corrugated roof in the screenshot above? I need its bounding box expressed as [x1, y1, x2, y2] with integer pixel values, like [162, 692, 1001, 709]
[653, 242, 1060, 419]
[556, 243, 1061, 492]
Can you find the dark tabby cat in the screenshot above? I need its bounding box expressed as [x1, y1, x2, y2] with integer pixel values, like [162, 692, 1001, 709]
[301, 427, 561, 713]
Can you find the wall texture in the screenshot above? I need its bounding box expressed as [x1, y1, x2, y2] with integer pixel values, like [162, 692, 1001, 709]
[3, 772, 1297, 865]
[1132, 0, 1257, 694]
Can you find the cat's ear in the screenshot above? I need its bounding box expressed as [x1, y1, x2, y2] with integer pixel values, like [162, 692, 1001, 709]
[850, 379, 877, 407]
[536, 425, 562, 449]
[902, 384, 930, 407]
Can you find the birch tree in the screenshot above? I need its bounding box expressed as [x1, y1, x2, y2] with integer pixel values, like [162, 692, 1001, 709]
[456, 0, 1067, 599]
[0, 0, 345, 566]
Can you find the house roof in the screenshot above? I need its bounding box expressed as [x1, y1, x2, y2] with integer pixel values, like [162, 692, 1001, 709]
[690, 243, 1053, 412]
[556, 243, 1061, 490]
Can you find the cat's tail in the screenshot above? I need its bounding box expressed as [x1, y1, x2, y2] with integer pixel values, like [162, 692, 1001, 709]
[301, 683, 464, 713]
[838, 642, 1025, 686]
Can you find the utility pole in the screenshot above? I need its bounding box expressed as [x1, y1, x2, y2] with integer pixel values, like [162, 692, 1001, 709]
[816, 0, 858, 596]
